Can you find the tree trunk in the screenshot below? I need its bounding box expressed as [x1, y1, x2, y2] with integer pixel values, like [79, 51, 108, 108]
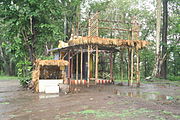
[0, 46, 9, 75]
[160, 0, 168, 79]
[28, 16, 36, 64]
[151, 0, 162, 77]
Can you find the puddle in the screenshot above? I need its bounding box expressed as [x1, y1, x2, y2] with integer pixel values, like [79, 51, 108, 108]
[114, 90, 174, 101]
[67, 85, 175, 101]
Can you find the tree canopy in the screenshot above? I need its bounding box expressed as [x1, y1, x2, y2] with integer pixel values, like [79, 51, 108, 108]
[0, 0, 179, 85]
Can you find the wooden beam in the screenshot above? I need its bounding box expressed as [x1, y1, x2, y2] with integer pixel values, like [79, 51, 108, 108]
[87, 45, 90, 87]
[136, 50, 140, 87]
[76, 53, 78, 81]
[80, 47, 83, 84]
[130, 48, 134, 86]
[95, 45, 98, 85]
[98, 27, 131, 32]
[99, 19, 129, 24]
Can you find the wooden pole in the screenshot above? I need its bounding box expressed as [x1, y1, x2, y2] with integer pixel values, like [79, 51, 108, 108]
[87, 45, 90, 87]
[68, 51, 71, 85]
[76, 53, 79, 82]
[128, 49, 131, 86]
[130, 48, 134, 86]
[121, 50, 124, 84]
[95, 45, 99, 85]
[71, 55, 73, 79]
[88, 17, 91, 36]
[59, 52, 61, 60]
[80, 47, 83, 84]
[96, 12, 99, 37]
[110, 51, 113, 82]
[136, 49, 140, 87]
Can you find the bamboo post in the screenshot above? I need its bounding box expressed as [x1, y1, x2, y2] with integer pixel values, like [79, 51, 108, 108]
[68, 51, 71, 85]
[128, 48, 131, 86]
[110, 51, 113, 82]
[71, 55, 73, 79]
[130, 48, 134, 86]
[59, 52, 61, 60]
[120, 50, 124, 84]
[96, 12, 99, 37]
[80, 47, 83, 84]
[88, 16, 91, 36]
[136, 49, 140, 87]
[95, 45, 99, 85]
[87, 45, 90, 87]
[76, 53, 79, 82]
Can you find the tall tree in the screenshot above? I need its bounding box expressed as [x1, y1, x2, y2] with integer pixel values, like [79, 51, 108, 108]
[152, 0, 162, 77]
[160, 0, 168, 79]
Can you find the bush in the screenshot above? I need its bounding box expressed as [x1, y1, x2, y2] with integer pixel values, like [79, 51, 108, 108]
[17, 60, 32, 86]
[168, 75, 180, 81]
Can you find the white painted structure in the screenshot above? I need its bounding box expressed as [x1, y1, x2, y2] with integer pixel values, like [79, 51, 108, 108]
[39, 79, 63, 93]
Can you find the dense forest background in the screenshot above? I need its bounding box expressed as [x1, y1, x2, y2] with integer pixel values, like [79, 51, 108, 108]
[0, 0, 179, 85]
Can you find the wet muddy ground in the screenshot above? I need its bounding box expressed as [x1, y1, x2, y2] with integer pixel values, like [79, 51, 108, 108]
[0, 79, 180, 120]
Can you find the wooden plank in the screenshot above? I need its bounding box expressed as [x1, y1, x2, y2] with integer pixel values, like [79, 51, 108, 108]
[76, 53, 78, 81]
[87, 45, 90, 87]
[130, 48, 134, 86]
[80, 47, 83, 84]
[95, 45, 99, 85]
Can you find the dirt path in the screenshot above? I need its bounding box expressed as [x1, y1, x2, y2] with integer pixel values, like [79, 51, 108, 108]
[0, 79, 180, 120]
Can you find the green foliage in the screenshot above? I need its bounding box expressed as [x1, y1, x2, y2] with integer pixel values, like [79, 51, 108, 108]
[168, 75, 180, 81]
[17, 60, 32, 86]
[0, 0, 179, 84]
[0, 0, 82, 85]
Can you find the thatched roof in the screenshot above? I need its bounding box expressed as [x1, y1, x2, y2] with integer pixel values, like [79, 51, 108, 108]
[35, 60, 69, 66]
[68, 36, 149, 49]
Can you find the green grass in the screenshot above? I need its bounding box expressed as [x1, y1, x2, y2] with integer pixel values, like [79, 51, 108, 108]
[0, 75, 18, 80]
[70, 108, 153, 119]
[161, 110, 180, 119]
[141, 78, 180, 86]
[0, 102, 10, 104]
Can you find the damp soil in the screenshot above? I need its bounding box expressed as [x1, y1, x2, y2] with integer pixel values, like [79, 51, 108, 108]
[0, 80, 180, 120]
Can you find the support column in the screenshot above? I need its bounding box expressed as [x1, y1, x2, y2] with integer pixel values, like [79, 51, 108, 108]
[110, 51, 113, 83]
[80, 47, 83, 84]
[76, 53, 79, 83]
[130, 48, 134, 86]
[68, 51, 71, 85]
[136, 49, 140, 87]
[121, 50, 124, 84]
[95, 45, 99, 85]
[71, 55, 73, 79]
[87, 45, 90, 87]
[128, 48, 131, 86]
